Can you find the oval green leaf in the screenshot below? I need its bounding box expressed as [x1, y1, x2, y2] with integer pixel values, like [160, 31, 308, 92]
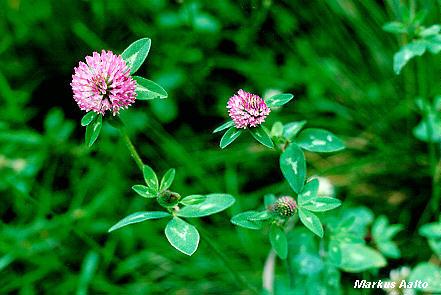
[419, 222, 441, 239]
[143, 164, 158, 191]
[249, 126, 274, 148]
[328, 240, 342, 266]
[280, 143, 306, 193]
[81, 112, 97, 126]
[296, 128, 345, 153]
[220, 127, 242, 149]
[213, 121, 234, 133]
[269, 224, 288, 259]
[165, 217, 200, 256]
[266, 93, 294, 108]
[298, 178, 319, 205]
[108, 211, 170, 232]
[132, 184, 157, 198]
[409, 263, 441, 293]
[299, 208, 323, 238]
[301, 197, 342, 212]
[180, 195, 206, 206]
[339, 243, 386, 272]
[231, 211, 263, 230]
[177, 193, 235, 218]
[393, 41, 426, 75]
[160, 168, 175, 191]
[283, 120, 307, 141]
[85, 114, 102, 147]
[121, 38, 151, 74]
[133, 76, 168, 100]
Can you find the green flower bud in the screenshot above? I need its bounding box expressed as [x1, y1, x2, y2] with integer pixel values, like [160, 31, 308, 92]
[157, 190, 181, 208]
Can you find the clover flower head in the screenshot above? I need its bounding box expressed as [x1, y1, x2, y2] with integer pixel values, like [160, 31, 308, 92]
[227, 89, 270, 129]
[71, 50, 137, 115]
[273, 196, 297, 217]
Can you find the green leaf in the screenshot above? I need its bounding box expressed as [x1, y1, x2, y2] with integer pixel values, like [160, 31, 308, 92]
[299, 208, 323, 238]
[280, 143, 306, 193]
[419, 25, 441, 37]
[301, 197, 342, 212]
[292, 252, 325, 277]
[283, 121, 307, 140]
[425, 34, 441, 54]
[220, 127, 242, 149]
[133, 76, 168, 100]
[296, 128, 345, 153]
[298, 178, 319, 205]
[160, 168, 175, 191]
[81, 112, 97, 126]
[108, 211, 170, 232]
[371, 215, 387, 241]
[409, 263, 441, 293]
[270, 122, 284, 137]
[382, 22, 407, 34]
[177, 193, 235, 218]
[269, 224, 288, 259]
[413, 112, 441, 143]
[213, 121, 234, 133]
[121, 38, 151, 74]
[393, 41, 427, 74]
[266, 93, 294, 108]
[165, 217, 199, 256]
[372, 215, 403, 242]
[143, 165, 158, 191]
[85, 114, 102, 147]
[377, 241, 400, 259]
[249, 126, 274, 148]
[419, 222, 441, 239]
[180, 195, 206, 206]
[328, 240, 342, 265]
[384, 224, 403, 240]
[429, 239, 441, 257]
[231, 211, 263, 230]
[338, 243, 386, 272]
[247, 211, 272, 221]
[132, 185, 157, 198]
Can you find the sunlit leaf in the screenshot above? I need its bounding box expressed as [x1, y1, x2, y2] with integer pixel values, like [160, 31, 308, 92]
[121, 38, 151, 74]
[296, 128, 345, 153]
[220, 127, 242, 149]
[249, 126, 274, 148]
[134, 76, 168, 100]
[160, 168, 175, 191]
[165, 217, 199, 256]
[269, 224, 288, 259]
[177, 194, 235, 218]
[280, 143, 306, 193]
[108, 211, 170, 232]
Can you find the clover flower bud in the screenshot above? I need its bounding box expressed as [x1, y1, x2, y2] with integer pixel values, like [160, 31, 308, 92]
[273, 196, 297, 217]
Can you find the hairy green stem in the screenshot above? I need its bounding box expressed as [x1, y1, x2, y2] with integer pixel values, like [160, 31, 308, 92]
[120, 128, 144, 170]
[198, 227, 258, 294]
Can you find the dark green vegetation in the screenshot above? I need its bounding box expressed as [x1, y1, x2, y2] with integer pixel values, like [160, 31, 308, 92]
[1, 0, 440, 294]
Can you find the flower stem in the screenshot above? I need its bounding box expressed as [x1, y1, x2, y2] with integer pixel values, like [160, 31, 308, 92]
[119, 128, 144, 171]
[198, 227, 258, 294]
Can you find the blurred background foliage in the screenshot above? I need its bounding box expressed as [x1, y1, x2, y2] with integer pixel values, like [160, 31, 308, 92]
[1, 0, 440, 294]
